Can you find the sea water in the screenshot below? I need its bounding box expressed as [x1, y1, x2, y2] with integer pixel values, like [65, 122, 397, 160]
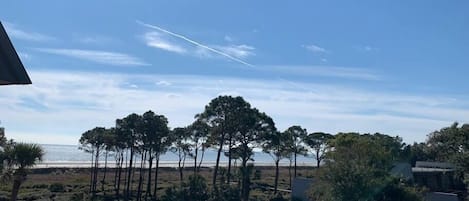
[39, 144, 315, 168]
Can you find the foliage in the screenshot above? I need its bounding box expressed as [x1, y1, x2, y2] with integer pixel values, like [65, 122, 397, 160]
[262, 130, 291, 192]
[71, 96, 447, 201]
[253, 168, 262, 180]
[49, 183, 65, 192]
[305, 132, 334, 168]
[284, 125, 308, 178]
[373, 178, 426, 201]
[188, 118, 210, 172]
[1, 142, 44, 201]
[198, 95, 250, 188]
[426, 122, 469, 175]
[162, 174, 210, 201]
[210, 184, 240, 201]
[269, 194, 289, 201]
[402, 142, 432, 166]
[161, 186, 184, 201]
[310, 133, 414, 201]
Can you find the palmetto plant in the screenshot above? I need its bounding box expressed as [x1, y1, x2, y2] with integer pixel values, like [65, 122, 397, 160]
[3, 142, 44, 201]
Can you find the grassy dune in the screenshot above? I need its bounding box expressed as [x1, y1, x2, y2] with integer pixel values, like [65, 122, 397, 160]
[0, 166, 315, 201]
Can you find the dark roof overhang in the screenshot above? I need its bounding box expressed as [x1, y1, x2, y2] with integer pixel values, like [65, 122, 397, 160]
[0, 21, 32, 85]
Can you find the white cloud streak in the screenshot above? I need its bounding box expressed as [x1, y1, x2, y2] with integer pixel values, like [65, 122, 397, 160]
[359, 45, 379, 52]
[136, 20, 254, 67]
[303, 44, 327, 54]
[143, 32, 187, 54]
[78, 35, 116, 45]
[1, 70, 469, 145]
[213, 45, 255, 59]
[3, 22, 56, 42]
[259, 65, 380, 81]
[34, 48, 150, 66]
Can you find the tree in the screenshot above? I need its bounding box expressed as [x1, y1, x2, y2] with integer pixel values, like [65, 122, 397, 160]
[310, 133, 419, 201]
[101, 128, 115, 194]
[3, 142, 44, 201]
[79, 127, 107, 196]
[170, 127, 191, 188]
[426, 122, 469, 179]
[198, 96, 248, 188]
[140, 110, 171, 199]
[403, 142, 431, 166]
[236, 109, 276, 201]
[112, 123, 129, 198]
[116, 113, 142, 200]
[0, 134, 8, 176]
[305, 132, 333, 168]
[188, 118, 209, 174]
[284, 126, 308, 177]
[262, 130, 290, 193]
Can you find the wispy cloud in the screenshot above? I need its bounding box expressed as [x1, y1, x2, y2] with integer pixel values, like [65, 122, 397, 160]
[156, 80, 172, 86]
[3, 22, 56, 42]
[259, 65, 380, 81]
[143, 32, 187, 54]
[78, 35, 116, 45]
[194, 44, 255, 60]
[303, 44, 328, 54]
[357, 45, 379, 52]
[17, 52, 31, 60]
[224, 35, 234, 42]
[137, 20, 254, 67]
[34, 48, 150, 66]
[213, 44, 255, 59]
[2, 70, 468, 144]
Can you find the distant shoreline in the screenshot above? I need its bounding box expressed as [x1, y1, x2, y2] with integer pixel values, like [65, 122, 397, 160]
[36, 161, 315, 168]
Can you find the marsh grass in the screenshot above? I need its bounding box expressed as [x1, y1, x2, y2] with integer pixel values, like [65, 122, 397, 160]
[0, 166, 315, 200]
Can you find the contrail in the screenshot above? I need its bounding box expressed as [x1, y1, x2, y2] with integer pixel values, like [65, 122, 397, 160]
[136, 20, 254, 67]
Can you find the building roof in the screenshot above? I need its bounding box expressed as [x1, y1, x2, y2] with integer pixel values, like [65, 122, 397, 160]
[412, 167, 455, 173]
[0, 21, 32, 85]
[413, 161, 456, 173]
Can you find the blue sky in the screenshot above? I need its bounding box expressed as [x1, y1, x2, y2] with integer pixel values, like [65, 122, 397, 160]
[1, 1, 468, 145]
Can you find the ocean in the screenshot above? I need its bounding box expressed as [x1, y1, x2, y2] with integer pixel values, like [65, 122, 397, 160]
[39, 144, 316, 168]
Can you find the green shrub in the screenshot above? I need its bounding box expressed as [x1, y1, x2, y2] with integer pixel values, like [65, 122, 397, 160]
[210, 184, 240, 201]
[162, 175, 209, 201]
[253, 169, 261, 180]
[49, 183, 65, 192]
[269, 194, 288, 201]
[31, 184, 48, 189]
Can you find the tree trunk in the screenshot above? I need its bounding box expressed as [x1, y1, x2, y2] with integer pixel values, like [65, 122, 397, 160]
[89, 148, 94, 194]
[227, 137, 232, 184]
[212, 136, 224, 188]
[114, 152, 120, 193]
[137, 151, 146, 201]
[117, 152, 124, 198]
[274, 158, 280, 194]
[10, 172, 25, 201]
[197, 145, 206, 172]
[93, 147, 100, 194]
[182, 153, 187, 179]
[194, 141, 198, 175]
[102, 150, 108, 194]
[289, 158, 292, 189]
[153, 156, 160, 198]
[126, 147, 134, 200]
[178, 149, 184, 188]
[146, 151, 153, 200]
[241, 159, 250, 201]
[316, 149, 321, 168]
[294, 152, 297, 178]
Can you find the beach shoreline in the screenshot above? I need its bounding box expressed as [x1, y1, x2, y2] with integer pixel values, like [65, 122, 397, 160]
[35, 161, 316, 168]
